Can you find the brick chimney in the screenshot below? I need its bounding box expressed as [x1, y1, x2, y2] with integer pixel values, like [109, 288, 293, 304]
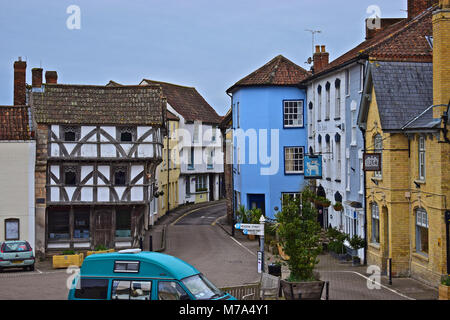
[313, 45, 329, 74]
[13, 57, 27, 106]
[45, 71, 58, 84]
[408, 0, 439, 19]
[32, 68, 43, 88]
[432, 0, 450, 119]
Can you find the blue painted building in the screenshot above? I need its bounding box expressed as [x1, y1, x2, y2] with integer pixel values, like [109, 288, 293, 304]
[226, 55, 310, 219]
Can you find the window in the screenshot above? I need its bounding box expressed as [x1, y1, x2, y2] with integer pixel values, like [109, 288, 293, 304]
[61, 126, 80, 142]
[74, 209, 90, 239]
[236, 102, 240, 129]
[335, 79, 341, 119]
[75, 278, 109, 300]
[371, 203, 380, 244]
[207, 148, 214, 169]
[111, 280, 151, 300]
[345, 69, 350, 95]
[117, 127, 136, 142]
[185, 176, 191, 194]
[193, 121, 200, 143]
[284, 147, 304, 174]
[418, 136, 426, 181]
[283, 100, 304, 127]
[48, 209, 70, 240]
[325, 82, 331, 120]
[373, 134, 382, 178]
[211, 125, 217, 142]
[158, 281, 189, 300]
[345, 210, 356, 238]
[308, 102, 314, 135]
[182, 274, 223, 300]
[114, 261, 140, 273]
[4, 219, 20, 240]
[282, 193, 301, 208]
[195, 175, 207, 192]
[64, 166, 77, 186]
[317, 86, 322, 121]
[325, 135, 331, 178]
[188, 147, 194, 170]
[416, 209, 429, 255]
[351, 110, 357, 146]
[115, 209, 131, 238]
[335, 135, 341, 180]
[114, 167, 127, 186]
[359, 64, 365, 91]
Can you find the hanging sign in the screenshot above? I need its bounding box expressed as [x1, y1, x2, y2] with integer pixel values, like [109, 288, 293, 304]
[304, 155, 322, 179]
[363, 153, 382, 171]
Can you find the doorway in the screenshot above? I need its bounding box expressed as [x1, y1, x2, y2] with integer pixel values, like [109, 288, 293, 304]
[94, 209, 113, 248]
[247, 194, 266, 216]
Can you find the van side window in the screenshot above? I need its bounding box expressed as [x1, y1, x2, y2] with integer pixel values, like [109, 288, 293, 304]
[158, 281, 190, 300]
[74, 278, 109, 299]
[114, 261, 140, 273]
[112, 280, 152, 300]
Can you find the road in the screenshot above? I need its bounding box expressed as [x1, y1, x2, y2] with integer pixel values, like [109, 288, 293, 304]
[165, 202, 261, 288]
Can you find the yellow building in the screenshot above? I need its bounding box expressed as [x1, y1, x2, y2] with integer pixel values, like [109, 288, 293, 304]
[358, 0, 450, 287]
[157, 111, 181, 217]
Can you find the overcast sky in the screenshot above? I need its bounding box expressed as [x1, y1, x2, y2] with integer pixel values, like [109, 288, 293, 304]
[0, 0, 408, 116]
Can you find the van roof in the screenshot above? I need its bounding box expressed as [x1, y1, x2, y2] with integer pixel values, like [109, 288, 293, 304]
[80, 251, 200, 280]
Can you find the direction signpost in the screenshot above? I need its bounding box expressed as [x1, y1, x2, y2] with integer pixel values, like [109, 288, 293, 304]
[234, 215, 266, 273]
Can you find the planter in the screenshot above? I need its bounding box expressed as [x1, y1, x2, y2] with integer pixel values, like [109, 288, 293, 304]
[86, 249, 115, 257]
[280, 279, 325, 300]
[352, 256, 361, 266]
[439, 284, 450, 300]
[52, 253, 84, 269]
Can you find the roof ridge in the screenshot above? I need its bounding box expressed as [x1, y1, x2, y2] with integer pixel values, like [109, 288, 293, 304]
[142, 79, 196, 89]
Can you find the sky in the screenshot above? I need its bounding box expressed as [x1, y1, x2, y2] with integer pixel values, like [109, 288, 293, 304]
[0, 0, 408, 116]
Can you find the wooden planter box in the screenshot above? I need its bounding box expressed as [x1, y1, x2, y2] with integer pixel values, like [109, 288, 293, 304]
[280, 280, 326, 300]
[439, 284, 450, 300]
[52, 253, 84, 269]
[86, 249, 115, 257]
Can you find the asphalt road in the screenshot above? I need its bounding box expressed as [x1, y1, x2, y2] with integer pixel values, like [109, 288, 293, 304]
[165, 202, 261, 288]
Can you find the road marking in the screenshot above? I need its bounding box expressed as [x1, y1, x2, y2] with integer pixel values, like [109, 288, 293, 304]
[36, 268, 43, 274]
[170, 203, 225, 226]
[229, 236, 256, 256]
[211, 214, 227, 226]
[320, 270, 415, 300]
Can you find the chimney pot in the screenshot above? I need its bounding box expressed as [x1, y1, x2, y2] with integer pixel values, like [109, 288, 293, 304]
[45, 71, 58, 84]
[32, 68, 43, 88]
[321, 45, 326, 53]
[13, 58, 27, 106]
[315, 45, 321, 53]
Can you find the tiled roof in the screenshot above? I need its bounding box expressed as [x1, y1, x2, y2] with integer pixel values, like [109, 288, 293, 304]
[0, 106, 33, 140]
[227, 55, 311, 93]
[141, 80, 222, 124]
[306, 6, 435, 81]
[31, 84, 166, 125]
[370, 61, 433, 130]
[166, 110, 179, 121]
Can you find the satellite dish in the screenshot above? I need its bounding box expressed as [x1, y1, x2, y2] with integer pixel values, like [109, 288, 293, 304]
[307, 57, 313, 64]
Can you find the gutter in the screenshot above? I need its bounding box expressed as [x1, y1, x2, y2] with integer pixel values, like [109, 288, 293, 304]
[359, 125, 368, 266]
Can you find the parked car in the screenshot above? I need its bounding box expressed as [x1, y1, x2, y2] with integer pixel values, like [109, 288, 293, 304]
[68, 249, 235, 300]
[0, 240, 35, 272]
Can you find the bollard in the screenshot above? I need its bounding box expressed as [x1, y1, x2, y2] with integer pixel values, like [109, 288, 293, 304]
[149, 235, 153, 252]
[388, 258, 392, 285]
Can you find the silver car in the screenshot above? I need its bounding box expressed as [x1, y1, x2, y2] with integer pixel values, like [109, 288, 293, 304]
[0, 241, 35, 271]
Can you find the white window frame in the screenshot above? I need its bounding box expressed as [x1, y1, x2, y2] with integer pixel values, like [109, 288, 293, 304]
[415, 208, 429, 255]
[345, 69, 350, 96]
[283, 100, 304, 128]
[418, 136, 426, 181]
[284, 146, 304, 174]
[373, 134, 383, 178]
[371, 203, 380, 244]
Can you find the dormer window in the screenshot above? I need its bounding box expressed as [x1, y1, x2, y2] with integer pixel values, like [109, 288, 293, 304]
[117, 127, 136, 142]
[61, 126, 80, 142]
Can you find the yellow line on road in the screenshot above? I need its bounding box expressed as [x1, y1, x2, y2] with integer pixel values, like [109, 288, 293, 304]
[170, 203, 225, 226]
[211, 214, 227, 226]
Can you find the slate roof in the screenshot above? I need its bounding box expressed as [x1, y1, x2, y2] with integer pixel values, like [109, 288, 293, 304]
[226, 55, 310, 93]
[31, 84, 166, 126]
[305, 6, 435, 81]
[367, 61, 433, 130]
[402, 105, 440, 130]
[141, 79, 221, 124]
[0, 106, 33, 140]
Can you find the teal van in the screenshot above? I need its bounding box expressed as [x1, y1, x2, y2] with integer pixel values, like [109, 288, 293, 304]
[68, 249, 234, 300]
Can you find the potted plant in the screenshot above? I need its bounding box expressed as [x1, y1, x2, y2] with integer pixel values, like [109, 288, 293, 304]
[275, 187, 325, 300]
[314, 196, 331, 208]
[333, 201, 343, 212]
[327, 227, 349, 261]
[348, 235, 366, 266]
[439, 275, 450, 300]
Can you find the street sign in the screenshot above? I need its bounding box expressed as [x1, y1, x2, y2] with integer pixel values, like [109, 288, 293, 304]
[234, 223, 264, 231]
[257, 251, 263, 274]
[243, 229, 264, 236]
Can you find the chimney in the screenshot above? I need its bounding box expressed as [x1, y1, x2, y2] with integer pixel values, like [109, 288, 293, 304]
[313, 45, 329, 74]
[408, 0, 438, 19]
[14, 57, 27, 106]
[32, 68, 43, 88]
[432, 0, 450, 119]
[45, 71, 58, 84]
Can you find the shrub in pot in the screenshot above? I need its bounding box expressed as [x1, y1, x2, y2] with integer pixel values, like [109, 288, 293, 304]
[275, 187, 325, 300]
[327, 227, 349, 260]
[348, 235, 366, 266]
[439, 275, 450, 300]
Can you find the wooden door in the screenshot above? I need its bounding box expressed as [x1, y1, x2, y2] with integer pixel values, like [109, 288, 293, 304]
[94, 209, 112, 248]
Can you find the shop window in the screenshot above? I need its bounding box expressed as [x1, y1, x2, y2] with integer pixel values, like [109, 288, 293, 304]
[48, 209, 70, 240]
[115, 209, 131, 238]
[74, 210, 90, 239]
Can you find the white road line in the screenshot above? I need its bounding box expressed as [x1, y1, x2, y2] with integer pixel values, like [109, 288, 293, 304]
[36, 268, 43, 274]
[320, 270, 415, 300]
[229, 236, 256, 256]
